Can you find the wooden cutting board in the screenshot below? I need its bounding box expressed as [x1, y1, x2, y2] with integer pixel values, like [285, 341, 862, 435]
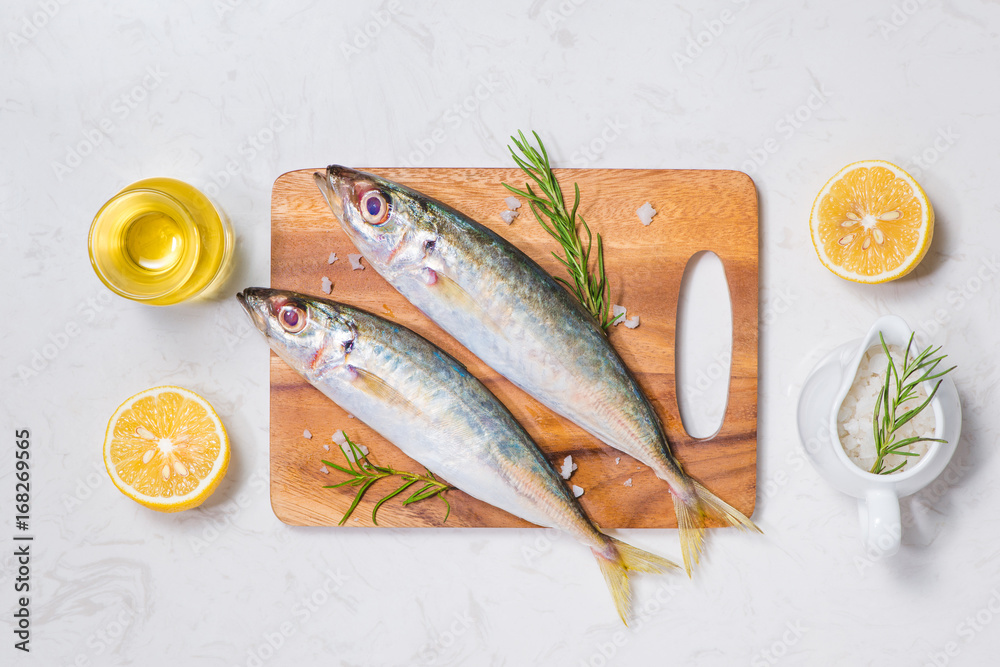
[269, 168, 757, 528]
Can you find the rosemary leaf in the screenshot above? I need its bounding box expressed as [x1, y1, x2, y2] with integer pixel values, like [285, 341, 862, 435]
[371, 479, 419, 525]
[869, 334, 955, 475]
[321, 433, 452, 525]
[340, 478, 378, 526]
[504, 130, 623, 330]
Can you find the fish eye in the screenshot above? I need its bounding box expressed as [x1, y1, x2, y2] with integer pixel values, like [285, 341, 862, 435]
[360, 190, 391, 225]
[278, 304, 307, 333]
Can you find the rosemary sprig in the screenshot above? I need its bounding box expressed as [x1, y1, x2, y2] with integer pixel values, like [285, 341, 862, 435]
[322, 433, 451, 525]
[870, 333, 955, 475]
[503, 130, 622, 330]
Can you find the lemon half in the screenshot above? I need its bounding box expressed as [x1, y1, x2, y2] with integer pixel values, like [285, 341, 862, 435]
[103, 386, 230, 512]
[810, 160, 934, 283]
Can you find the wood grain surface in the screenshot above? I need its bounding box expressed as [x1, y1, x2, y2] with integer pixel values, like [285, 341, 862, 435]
[269, 167, 758, 529]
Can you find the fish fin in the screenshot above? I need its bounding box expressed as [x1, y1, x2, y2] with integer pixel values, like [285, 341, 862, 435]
[431, 270, 504, 335]
[673, 480, 761, 577]
[351, 367, 418, 415]
[593, 536, 680, 625]
[594, 552, 631, 625]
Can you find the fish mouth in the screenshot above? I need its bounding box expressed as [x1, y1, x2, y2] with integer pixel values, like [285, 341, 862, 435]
[313, 165, 363, 224]
[236, 288, 271, 335]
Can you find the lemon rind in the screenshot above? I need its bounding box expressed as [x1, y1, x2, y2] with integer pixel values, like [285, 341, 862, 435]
[103, 385, 230, 512]
[809, 160, 933, 284]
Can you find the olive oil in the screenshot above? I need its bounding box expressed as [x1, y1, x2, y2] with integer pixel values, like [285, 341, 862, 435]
[89, 178, 233, 305]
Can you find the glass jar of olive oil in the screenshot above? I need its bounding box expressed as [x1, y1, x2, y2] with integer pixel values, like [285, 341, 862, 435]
[88, 178, 233, 305]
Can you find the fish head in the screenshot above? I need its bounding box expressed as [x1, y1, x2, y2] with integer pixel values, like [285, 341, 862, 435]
[314, 165, 437, 275]
[237, 288, 357, 382]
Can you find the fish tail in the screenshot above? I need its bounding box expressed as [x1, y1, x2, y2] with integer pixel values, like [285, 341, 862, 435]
[592, 536, 680, 625]
[673, 480, 761, 577]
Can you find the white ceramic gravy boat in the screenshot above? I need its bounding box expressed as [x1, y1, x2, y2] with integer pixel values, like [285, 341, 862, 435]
[798, 315, 962, 557]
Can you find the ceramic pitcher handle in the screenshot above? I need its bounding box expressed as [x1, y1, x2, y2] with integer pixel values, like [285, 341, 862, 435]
[858, 489, 900, 556]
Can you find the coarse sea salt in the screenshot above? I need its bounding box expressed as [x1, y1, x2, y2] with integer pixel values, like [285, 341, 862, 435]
[321, 276, 333, 294]
[348, 254, 365, 270]
[560, 455, 578, 480]
[500, 210, 518, 224]
[338, 439, 369, 462]
[572, 485, 584, 498]
[327, 252, 338, 265]
[838, 344, 935, 474]
[330, 430, 368, 460]
[611, 305, 639, 329]
[636, 202, 656, 226]
[505, 196, 521, 210]
[623, 478, 632, 487]
[303, 429, 312, 439]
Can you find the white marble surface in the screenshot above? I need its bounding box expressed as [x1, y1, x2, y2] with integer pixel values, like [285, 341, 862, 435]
[3, 1, 1000, 665]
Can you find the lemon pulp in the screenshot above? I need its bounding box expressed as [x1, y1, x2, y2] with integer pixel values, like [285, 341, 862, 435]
[810, 160, 933, 283]
[103, 386, 230, 512]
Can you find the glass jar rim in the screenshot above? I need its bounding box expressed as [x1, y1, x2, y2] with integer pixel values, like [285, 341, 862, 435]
[88, 187, 202, 302]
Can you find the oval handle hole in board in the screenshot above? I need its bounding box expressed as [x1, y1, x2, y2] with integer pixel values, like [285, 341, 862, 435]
[675, 251, 733, 439]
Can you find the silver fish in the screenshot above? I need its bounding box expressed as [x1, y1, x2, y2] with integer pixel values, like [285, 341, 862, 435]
[238, 288, 676, 622]
[315, 166, 760, 575]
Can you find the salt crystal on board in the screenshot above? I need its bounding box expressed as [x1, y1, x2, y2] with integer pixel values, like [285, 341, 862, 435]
[560, 455, 578, 480]
[338, 440, 369, 462]
[636, 202, 656, 226]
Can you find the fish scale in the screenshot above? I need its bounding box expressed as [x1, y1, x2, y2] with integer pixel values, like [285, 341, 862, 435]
[238, 288, 677, 623]
[315, 165, 761, 575]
